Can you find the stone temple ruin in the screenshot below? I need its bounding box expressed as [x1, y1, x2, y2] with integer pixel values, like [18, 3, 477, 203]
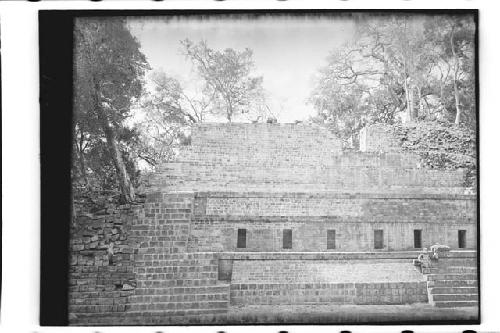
[69, 123, 478, 325]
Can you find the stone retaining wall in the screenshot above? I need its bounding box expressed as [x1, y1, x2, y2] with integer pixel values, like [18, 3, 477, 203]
[200, 193, 475, 219]
[230, 282, 428, 306]
[151, 123, 468, 194]
[188, 192, 476, 252]
[69, 201, 144, 320]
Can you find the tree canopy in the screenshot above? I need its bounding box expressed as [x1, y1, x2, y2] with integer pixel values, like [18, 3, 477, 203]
[309, 14, 476, 146]
[73, 18, 149, 201]
[181, 39, 267, 122]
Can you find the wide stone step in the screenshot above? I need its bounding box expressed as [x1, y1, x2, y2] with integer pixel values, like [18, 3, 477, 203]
[137, 279, 219, 288]
[431, 279, 477, 287]
[169, 253, 220, 260]
[138, 236, 189, 242]
[132, 228, 190, 233]
[132, 224, 191, 231]
[427, 273, 477, 281]
[427, 267, 477, 274]
[125, 308, 228, 317]
[429, 259, 477, 268]
[130, 292, 229, 304]
[232, 296, 356, 306]
[136, 248, 188, 254]
[434, 300, 478, 308]
[137, 265, 217, 273]
[135, 267, 218, 274]
[136, 227, 190, 233]
[135, 243, 189, 250]
[127, 300, 228, 311]
[430, 286, 478, 294]
[137, 265, 218, 273]
[135, 284, 230, 295]
[132, 234, 190, 240]
[136, 272, 218, 280]
[134, 258, 218, 265]
[230, 288, 355, 298]
[432, 294, 478, 302]
[135, 261, 218, 267]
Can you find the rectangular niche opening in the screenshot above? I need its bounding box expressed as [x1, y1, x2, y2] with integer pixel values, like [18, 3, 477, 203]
[237, 228, 246, 249]
[374, 229, 384, 249]
[327, 229, 336, 249]
[414, 229, 422, 248]
[458, 230, 467, 249]
[283, 229, 292, 249]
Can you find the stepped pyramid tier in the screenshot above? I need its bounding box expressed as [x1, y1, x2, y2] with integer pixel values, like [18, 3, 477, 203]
[150, 123, 470, 195]
[149, 123, 475, 254]
[69, 123, 478, 325]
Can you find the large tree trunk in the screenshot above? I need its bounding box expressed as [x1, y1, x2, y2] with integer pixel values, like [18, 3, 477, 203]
[450, 25, 462, 125]
[102, 121, 135, 202]
[416, 86, 423, 119]
[403, 76, 414, 122]
[79, 157, 88, 186]
[226, 98, 233, 123]
[402, 18, 414, 123]
[409, 86, 416, 120]
[453, 76, 461, 125]
[71, 191, 77, 228]
[75, 135, 89, 188]
[93, 82, 135, 202]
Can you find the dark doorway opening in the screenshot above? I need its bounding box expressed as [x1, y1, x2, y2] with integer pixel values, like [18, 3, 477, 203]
[283, 229, 292, 249]
[374, 229, 384, 249]
[414, 229, 422, 248]
[458, 230, 467, 249]
[327, 229, 336, 249]
[237, 228, 246, 248]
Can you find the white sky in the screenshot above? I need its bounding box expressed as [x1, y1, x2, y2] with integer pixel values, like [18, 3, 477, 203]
[128, 15, 355, 123]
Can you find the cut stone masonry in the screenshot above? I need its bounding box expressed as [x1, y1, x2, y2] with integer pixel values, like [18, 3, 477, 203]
[69, 123, 478, 324]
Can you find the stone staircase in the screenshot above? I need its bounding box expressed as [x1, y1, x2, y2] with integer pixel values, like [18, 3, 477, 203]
[423, 252, 478, 308]
[129, 253, 230, 316]
[126, 193, 230, 322]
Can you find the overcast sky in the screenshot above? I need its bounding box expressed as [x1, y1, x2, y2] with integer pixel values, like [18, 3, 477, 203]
[128, 15, 355, 123]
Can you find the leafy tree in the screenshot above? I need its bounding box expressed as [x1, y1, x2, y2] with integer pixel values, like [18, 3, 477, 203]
[144, 70, 209, 123]
[309, 77, 371, 140]
[131, 70, 207, 169]
[423, 15, 475, 126]
[309, 14, 476, 146]
[393, 120, 476, 188]
[74, 18, 149, 201]
[181, 39, 266, 122]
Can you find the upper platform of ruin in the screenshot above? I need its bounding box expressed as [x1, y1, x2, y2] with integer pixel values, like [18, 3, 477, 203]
[151, 123, 470, 195]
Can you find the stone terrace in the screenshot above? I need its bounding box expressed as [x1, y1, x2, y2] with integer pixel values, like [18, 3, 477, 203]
[150, 123, 468, 194]
[69, 123, 478, 325]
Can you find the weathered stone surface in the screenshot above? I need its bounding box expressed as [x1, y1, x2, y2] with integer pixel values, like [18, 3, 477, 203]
[69, 199, 144, 322]
[69, 123, 477, 325]
[360, 123, 402, 153]
[151, 123, 469, 194]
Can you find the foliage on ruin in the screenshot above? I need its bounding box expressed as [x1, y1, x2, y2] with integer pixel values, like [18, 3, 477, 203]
[393, 121, 477, 188]
[73, 18, 150, 202]
[309, 14, 476, 142]
[130, 70, 205, 169]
